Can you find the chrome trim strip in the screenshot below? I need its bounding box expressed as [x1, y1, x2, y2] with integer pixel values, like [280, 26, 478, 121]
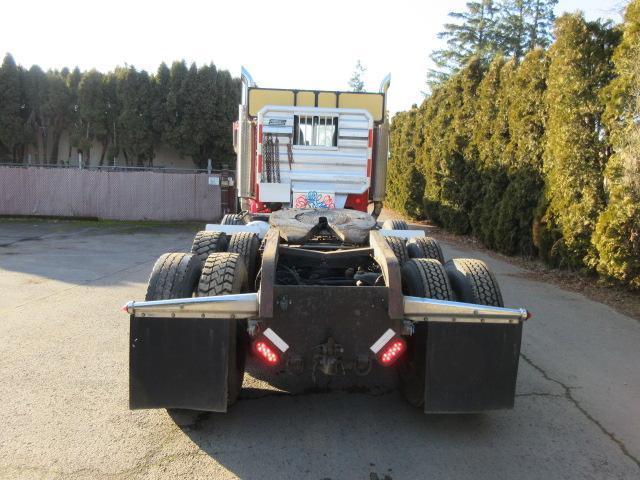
[123, 292, 529, 324]
[124, 293, 259, 319]
[403, 296, 529, 324]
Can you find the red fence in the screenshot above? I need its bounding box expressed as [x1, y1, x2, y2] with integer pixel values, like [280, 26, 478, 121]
[0, 166, 236, 222]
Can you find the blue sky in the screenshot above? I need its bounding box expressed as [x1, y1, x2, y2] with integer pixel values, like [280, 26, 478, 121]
[0, 0, 627, 114]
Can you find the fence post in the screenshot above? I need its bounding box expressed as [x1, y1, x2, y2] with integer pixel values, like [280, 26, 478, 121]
[207, 158, 212, 174]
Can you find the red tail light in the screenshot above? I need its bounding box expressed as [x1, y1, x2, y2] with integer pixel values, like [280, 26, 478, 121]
[253, 340, 280, 365]
[370, 329, 406, 366]
[379, 339, 406, 365]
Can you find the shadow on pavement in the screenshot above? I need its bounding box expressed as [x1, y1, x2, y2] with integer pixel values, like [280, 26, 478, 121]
[0, 220, 199, 285]
[167, 387, 490, 480]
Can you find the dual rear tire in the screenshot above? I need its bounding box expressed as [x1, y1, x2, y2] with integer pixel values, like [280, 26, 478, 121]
[145, 250, 249, 410]
[191, 230, 260, 288]
[386, 236, 445, 266]
[399, 256, 504, 408]
[220, 213, 246, 225]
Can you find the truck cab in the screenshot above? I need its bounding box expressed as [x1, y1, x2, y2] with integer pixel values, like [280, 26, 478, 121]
[233, 67, 390, 216]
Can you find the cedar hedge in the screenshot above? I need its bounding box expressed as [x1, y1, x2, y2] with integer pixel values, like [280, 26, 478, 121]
[387, 4, 640, 290]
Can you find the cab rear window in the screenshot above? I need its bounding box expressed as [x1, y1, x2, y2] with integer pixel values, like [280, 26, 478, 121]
[294, 115, 338, 147]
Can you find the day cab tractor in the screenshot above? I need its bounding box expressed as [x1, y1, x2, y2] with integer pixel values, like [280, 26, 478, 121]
[124, 68, 530, 413]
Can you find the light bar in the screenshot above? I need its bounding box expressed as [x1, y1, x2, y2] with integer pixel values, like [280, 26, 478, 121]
[253, 340, 280, 365]
[379, 339, 406, 366]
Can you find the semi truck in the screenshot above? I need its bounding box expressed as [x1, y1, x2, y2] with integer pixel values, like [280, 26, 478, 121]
[124, 68, 530, 413]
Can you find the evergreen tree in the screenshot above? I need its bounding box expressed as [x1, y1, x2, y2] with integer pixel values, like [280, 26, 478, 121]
[386, 108, 425, 217]
[100, 72, 120, 165]
[349, 60, 366, 92]
[496, 49, 548, 255]
[213, 69, 241, 168]
[72, 70, 108, 164]
[163, 60, 189, 155]
[469, 56, 513, 247]
[418, 86, 449, 225]
[420, 59, 485, 233]
[116, 67, 155, 166]
[0, 55, 239, 167]
[528, 0, 557, 50]
[592, 0, 640, 288]
[64, 67, 82, 163]
[430, 0, 556, 85]
[496, 0, 529, 58]
[23, 65, 49, 162]
[42, 72, 72, 163]
[429, 1, 497, 85]
[151, 62, 170, 147]
[539, 14, 619, 268]
[0, 54, 29, 162]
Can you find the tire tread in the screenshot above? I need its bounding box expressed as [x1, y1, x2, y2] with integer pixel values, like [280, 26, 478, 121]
[407, 237, 445, 264]
[386, 236, 410, 265]
[382, 219, 408, 230]
[191, 231, 227, 264]
[445, 258, 503, 307]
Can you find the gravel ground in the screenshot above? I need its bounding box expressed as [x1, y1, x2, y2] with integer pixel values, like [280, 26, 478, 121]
[0, 215, 638, 479]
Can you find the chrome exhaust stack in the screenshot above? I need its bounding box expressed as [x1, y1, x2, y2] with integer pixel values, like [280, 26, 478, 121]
[371, 73, 391, 218]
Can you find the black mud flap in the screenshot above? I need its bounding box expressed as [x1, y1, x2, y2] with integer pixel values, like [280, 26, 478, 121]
[425, 323, 522, 413]
[129, 316, 230, 412]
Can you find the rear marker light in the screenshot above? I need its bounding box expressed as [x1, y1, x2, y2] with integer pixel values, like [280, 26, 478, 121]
[379, 340, 406, 365]
[254, 341, 279, 365]
[371, 329, 406, 366]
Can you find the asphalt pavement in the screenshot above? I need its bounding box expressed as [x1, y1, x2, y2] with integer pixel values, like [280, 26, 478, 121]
[0, 216, 638, 479]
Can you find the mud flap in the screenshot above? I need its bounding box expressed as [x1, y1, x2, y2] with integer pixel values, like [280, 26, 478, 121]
[129, 316, 230, 412]
[425, 323, 522, 413]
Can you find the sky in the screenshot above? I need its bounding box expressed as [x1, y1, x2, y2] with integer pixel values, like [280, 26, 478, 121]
[0, 0, 627, 115]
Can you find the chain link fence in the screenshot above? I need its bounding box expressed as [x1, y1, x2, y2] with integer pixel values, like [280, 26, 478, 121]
[0, 164, 237, 222]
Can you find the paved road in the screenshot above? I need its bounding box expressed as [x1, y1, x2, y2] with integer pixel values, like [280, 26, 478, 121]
[0, 217, 638, 479]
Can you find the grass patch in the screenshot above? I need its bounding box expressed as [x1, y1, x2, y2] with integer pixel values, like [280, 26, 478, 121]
[0, 216, 205, 233]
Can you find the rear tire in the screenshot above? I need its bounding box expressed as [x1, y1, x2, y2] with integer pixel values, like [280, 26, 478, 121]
[197, 253, 248, 405]
[385, 236, 409, 265]
[221, 213, 245, 225]
[144, 253, 202, 415]
[191, 231, 227, 264]
[407, 236, 445, 264]
[399, 258, 454, 407]
[444, 258, 503, 307]
[227, 232, 260, 290]
[401, 258, 454, 300]
[381, 219, 408, 230]
[145, 253, 201, 301]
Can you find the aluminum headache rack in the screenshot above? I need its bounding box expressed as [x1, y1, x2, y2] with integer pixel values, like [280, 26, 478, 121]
[123, 293, 530, 324]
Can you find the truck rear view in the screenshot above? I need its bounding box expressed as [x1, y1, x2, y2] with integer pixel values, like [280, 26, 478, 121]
[125, 68, 530, 415]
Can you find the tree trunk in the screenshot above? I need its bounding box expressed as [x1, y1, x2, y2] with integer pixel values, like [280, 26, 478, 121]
[49, 130, 61, 165]
[99, 139, 108, 166]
